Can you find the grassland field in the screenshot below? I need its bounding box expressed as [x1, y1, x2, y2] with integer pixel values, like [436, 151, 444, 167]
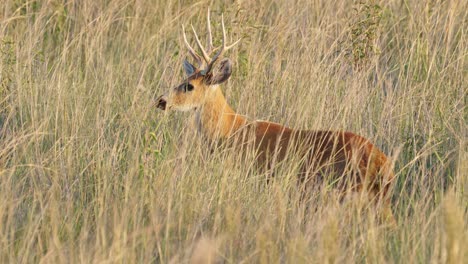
[0, 0, 466, 263]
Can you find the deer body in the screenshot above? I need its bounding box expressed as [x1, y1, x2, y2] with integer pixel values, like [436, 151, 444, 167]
[189, 85, 393, 197]
[156, 11, 396, 223]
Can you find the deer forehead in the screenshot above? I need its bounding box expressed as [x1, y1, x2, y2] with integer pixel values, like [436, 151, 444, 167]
[186, 75, 217, 92]
[188, 76, 205, 86]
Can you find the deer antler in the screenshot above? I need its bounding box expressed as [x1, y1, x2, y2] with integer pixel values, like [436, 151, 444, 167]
[206, 9, 214, 54]
[182, 24, 202, 67]
[190, 24, 212, 64]
[182, 10, 241, 74]
[205, 14, 241, 73]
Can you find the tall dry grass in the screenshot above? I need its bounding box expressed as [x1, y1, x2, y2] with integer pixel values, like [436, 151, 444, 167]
[0, 0, 466, 263]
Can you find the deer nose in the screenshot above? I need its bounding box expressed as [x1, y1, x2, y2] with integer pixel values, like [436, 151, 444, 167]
[156, 95, 167, 110]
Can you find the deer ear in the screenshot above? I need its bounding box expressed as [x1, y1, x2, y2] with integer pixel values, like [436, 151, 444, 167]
[206, 58, 232, 85]
[183, 59, 196, 76]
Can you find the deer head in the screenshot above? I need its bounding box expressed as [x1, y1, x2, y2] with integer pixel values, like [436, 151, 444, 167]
[156, 11, 241, 112]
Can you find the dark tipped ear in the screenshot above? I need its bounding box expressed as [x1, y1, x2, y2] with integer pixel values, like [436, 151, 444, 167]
[183, 59, 196, 76]
[206, 58, 232, 85]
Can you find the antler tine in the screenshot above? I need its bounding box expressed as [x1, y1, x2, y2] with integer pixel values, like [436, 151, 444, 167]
[182, 25, 202, 67]
[206, 9, 214, 53]
[191, 25, 211, 64]
[206, 14, 241, 71]
[220, 14, 242, 52]
[225, 37, 242, 50]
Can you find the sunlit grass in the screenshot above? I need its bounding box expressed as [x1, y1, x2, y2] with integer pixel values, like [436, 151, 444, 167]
[0, 0, 466, 262]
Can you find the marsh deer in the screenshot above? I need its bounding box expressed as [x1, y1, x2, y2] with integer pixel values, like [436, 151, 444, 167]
[156, 12, 396, 223]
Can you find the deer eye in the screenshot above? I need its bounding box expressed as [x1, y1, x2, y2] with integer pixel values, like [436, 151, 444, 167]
[186, 83, 194, 92]
[177, 83, 195, 93]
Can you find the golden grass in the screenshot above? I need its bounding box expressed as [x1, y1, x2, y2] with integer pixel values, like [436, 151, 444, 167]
[0, 0, 466, 262]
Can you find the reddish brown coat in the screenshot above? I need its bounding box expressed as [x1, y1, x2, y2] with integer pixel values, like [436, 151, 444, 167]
[156, 12, 396, 223]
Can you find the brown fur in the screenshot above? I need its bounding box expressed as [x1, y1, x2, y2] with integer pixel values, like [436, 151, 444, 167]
[157, 75, 396, 223]
[157, 15, 396, 223]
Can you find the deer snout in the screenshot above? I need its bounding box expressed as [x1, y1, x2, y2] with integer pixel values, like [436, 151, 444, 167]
[156, 95, 167, 110]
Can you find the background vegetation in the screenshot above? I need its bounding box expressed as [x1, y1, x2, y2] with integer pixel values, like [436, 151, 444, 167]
[0, 0, 466, 262]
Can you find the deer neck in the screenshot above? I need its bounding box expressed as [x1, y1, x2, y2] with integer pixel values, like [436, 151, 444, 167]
[195, 87, 248, 140]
